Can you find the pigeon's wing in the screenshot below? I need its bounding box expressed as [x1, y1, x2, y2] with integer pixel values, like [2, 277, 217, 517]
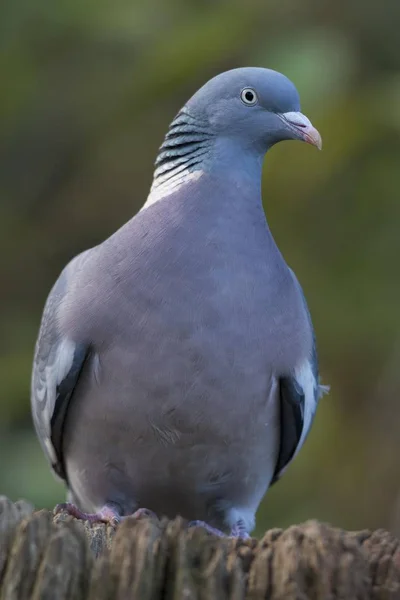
[31, 267, 89, 482]
[272, 375, 306, 484]
[271, 271, 329, 484]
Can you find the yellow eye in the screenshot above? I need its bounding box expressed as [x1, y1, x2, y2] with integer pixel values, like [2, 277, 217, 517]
[240, 88, 258, 106]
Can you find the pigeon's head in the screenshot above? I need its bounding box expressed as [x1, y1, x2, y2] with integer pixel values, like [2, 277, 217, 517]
[185, 67, 322, 153]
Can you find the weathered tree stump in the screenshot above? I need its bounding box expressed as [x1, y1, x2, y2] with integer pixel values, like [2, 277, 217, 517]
[0, 496, 399, 599]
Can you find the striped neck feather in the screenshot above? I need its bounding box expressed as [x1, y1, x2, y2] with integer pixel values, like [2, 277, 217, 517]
[147, 109, 214, 204]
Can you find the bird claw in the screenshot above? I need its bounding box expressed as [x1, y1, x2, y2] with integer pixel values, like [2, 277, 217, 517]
[188, 519, 250, 539]
[188, 520, 226, 537]
[229, 521, 250, 539]
[54, 503, 249, 538]
[54, 502, 121, 526]
[131, 507, 157, 520]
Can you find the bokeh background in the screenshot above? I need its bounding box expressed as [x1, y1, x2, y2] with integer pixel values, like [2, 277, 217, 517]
[1, 0, 400, 538]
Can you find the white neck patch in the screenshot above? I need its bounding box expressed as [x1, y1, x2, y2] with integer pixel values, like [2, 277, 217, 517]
[142, 169, 204, 210]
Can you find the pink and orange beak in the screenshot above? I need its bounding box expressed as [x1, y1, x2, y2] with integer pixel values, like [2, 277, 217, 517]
[279, 111, 322, 150]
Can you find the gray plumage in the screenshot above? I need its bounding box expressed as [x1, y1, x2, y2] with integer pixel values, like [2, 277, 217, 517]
[31, 67, 327, 536]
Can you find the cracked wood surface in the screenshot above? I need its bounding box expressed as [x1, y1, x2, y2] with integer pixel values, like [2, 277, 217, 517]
[0, 496, 399, 599]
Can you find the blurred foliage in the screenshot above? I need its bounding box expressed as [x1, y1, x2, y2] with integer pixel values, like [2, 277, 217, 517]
[1, 0, 400, 537]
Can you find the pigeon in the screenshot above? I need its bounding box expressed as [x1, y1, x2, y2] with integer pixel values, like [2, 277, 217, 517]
[31, 67, 327, 538]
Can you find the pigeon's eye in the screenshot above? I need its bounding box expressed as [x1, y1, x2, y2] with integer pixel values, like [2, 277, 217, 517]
[240, 88, 258, 106]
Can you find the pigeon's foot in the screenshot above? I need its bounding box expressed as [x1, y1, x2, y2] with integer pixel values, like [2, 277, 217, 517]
[229, 519, 250, 539]
[131, 507, 158, 520]
[188, 519, 250, 539]
[188, 520, 226, 537]
[54, 502, 121, 526]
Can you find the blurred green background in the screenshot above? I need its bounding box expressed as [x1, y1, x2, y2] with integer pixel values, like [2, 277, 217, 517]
[1, 0, 400, 538]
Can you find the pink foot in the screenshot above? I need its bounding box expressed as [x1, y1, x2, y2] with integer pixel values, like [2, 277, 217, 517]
[131, 508, 157, 520]
[54, 502, 121, 526]
[188, 519, 250, 539]
[188, 520, 225, 537]
[230, 520, 250, 539]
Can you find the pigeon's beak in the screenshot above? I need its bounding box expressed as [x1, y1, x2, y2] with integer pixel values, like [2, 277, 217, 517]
[279, 111, 322, 150]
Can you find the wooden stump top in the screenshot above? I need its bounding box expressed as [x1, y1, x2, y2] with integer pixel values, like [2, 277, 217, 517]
[0, 496, 399, 599]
